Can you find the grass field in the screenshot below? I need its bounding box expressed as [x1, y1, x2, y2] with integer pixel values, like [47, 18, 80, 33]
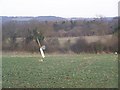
[2, 54, 118, 88]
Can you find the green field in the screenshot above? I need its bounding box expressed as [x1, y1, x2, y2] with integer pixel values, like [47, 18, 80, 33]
[2, 54, 118, 88]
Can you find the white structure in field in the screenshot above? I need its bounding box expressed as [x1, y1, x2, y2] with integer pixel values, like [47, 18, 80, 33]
[40, 47, 45, 58]
[115, 52, 117, 55]
[36, 38, 45, 59]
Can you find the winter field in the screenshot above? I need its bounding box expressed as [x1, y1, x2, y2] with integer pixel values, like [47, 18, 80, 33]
[2, 53, 118, 88]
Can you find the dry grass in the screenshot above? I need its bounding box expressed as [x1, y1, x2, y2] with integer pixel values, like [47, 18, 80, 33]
[57, 35, 113, 46]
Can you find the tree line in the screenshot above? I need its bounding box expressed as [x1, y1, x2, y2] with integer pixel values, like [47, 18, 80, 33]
[2, 17, 118, 53]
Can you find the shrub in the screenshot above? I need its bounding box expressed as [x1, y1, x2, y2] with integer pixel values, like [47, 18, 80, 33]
[70, 38, 89, 53]
[70, 36, 118, 54]
[44, 38, 60, 53]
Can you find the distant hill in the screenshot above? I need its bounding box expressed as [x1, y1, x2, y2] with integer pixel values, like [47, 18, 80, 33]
[69, 17, 114, 21]
[1, 16, 115, 23]
[1, 16, 66, 23]
[35, 16, 66, 21]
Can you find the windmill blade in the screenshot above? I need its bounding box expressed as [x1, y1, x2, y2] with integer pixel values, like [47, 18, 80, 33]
[36, 38, 41, 47]
[40, 48, 45, 58]
[36, 37, 45, 59]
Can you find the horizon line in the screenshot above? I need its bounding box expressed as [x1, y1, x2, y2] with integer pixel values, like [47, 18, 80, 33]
[0, 15, 118, 18]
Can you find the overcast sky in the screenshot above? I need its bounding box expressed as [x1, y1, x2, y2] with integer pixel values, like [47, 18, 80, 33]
[0, 0, 119, 18]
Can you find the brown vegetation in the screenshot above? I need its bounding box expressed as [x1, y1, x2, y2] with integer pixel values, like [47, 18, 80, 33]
[2, 17, 119, 53]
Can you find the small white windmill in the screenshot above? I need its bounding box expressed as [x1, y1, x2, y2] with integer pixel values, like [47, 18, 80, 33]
[32, 29, 46, 61]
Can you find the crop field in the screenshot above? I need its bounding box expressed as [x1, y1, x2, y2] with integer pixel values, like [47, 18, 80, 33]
[2, 54, 118, 88]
